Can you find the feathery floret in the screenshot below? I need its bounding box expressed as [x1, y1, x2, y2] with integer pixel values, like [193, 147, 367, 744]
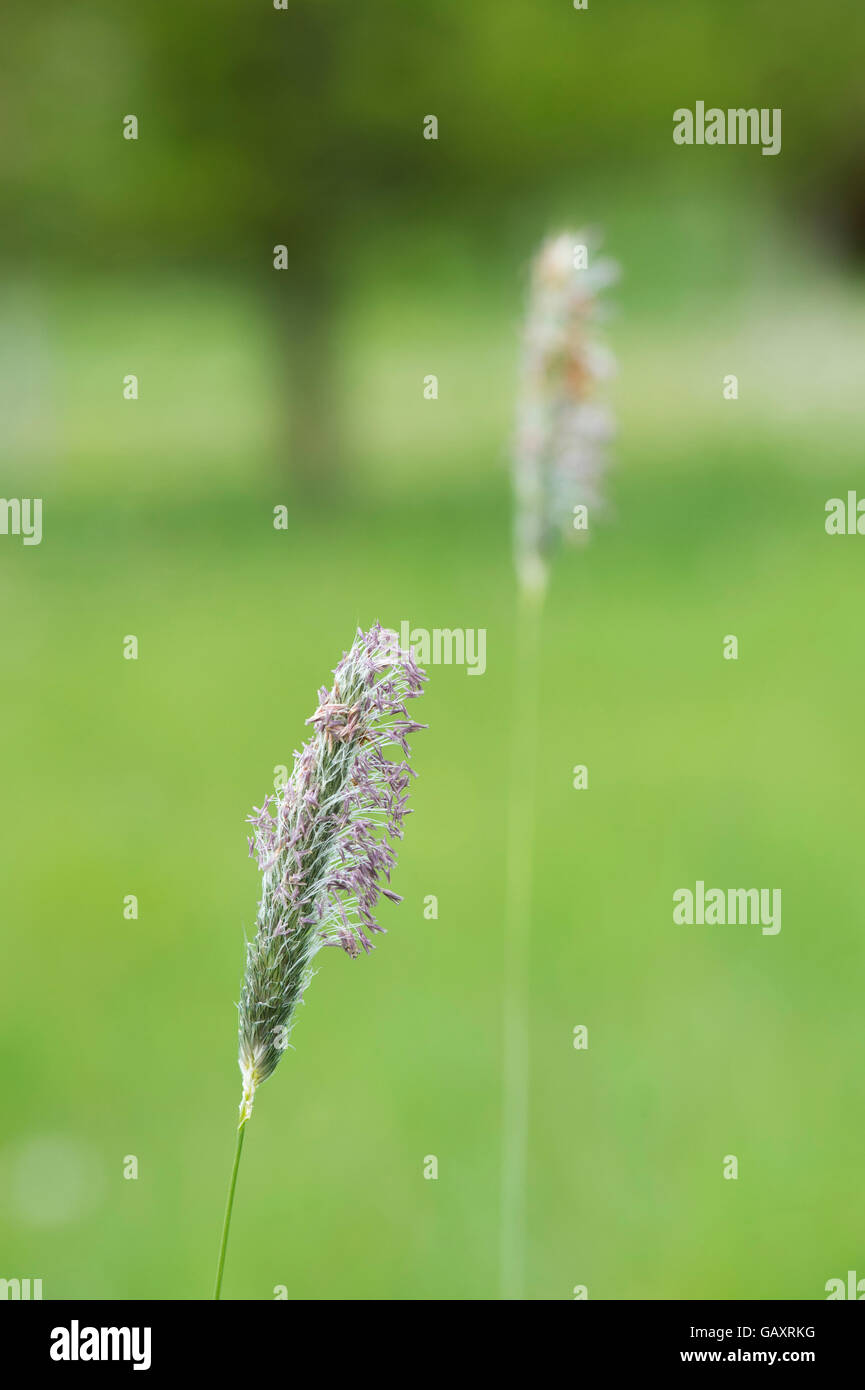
[237, 623, 427, 1121]
[514, 230, 617, 595]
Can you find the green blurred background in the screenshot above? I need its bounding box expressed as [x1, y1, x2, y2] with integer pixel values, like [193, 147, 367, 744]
[2, 0, 864, 1300]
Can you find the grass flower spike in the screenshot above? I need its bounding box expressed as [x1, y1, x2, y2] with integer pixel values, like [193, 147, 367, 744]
[214, 623, 427, 1298]
[514, 230, 617, 597]
[239, 622, 427, 1121]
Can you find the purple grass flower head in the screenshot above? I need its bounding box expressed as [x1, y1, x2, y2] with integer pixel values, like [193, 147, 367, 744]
[237, 623, 427, 1121]
[514, 230, 618, 596]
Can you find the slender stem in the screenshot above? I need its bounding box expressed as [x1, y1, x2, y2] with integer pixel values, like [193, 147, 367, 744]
[500, 580, 545, 1300]
[214, 1119, 247, 1300]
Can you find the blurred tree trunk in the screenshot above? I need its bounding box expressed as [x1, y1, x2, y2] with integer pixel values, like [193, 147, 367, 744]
[269, 7, 344, 502]
[267, 255, 343, 502]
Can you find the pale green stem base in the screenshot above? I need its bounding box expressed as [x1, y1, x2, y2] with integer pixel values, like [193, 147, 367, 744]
[214, 1119, 247, 1300]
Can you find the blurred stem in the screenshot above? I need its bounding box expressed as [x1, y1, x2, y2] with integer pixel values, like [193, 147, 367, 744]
[214, 1118, 247, 1300]
[501, 579, 546, 1300]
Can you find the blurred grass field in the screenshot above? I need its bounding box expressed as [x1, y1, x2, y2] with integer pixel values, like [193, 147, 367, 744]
[2, 191, 865, 1299]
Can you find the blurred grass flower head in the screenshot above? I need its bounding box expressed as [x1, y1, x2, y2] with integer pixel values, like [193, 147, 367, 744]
[514, 230, 618, 594]
[238, 622, 427, 1121]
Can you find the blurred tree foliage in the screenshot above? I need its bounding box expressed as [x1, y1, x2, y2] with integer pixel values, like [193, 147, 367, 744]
[4, 0, 863, 488]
